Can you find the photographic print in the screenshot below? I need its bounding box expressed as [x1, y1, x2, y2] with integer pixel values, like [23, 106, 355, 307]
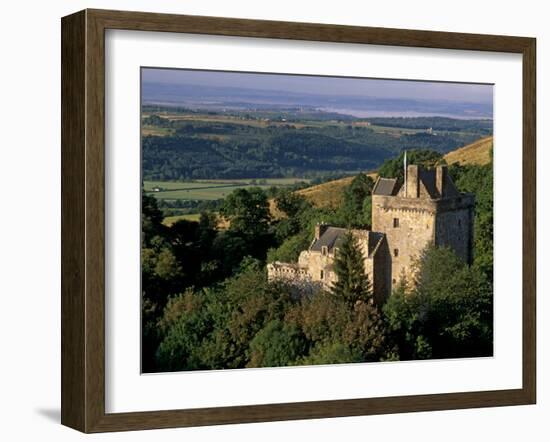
[140, 68, 494, 373]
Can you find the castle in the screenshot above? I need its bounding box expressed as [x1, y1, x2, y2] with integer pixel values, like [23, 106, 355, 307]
[267, 164, 475, 303]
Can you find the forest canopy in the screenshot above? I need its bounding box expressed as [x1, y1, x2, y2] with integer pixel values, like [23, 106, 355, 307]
[141, 112, 491, 180]
[141, 145, 494, 372]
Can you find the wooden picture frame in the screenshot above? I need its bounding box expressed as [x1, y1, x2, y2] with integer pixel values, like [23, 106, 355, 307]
[61, 8, 536, 433]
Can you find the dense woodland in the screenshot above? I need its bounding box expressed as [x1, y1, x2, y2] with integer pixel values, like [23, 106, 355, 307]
[142, 113, 491, 180]
[141, 147, 494, 372]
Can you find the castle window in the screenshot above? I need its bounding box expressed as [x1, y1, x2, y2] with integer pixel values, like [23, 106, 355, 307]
[320, 270, 324, 280]
[392, 278, 396, 284]
[393, 248, 399, 257]
[458, 219, 462, 227]
[321, 246, 328, 256]
[393, 218, 400, 228]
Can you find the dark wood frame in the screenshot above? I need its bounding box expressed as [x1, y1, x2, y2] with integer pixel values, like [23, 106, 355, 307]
[61, 8, 536, 433]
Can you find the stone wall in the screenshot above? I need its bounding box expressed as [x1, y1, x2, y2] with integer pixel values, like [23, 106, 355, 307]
[371, 236, 391, 304]
[269, 231, 380, 295]
[372, 195, 436, 288]
[435, 198, 475, 264]
[297, 241, 374, 291]
[267, 262, 310, 283]
[372, 190, 475, 290]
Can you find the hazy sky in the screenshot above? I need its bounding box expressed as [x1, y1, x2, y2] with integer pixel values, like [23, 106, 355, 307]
[142, 68, 493, 104]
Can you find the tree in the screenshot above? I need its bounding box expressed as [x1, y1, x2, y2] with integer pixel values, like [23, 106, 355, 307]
[155, 293, 211, 372]
[141, 193, 165, 247]
[383, 245, 493, 360]
[267, 231, 311, 263]
[247, 320, 307, 368]
[275, 190, 311, 218]
[378, 149, 443, 184]
[331, 231, 371, 305]
[220, 187, 271, 238]
[449, 160, 494, 280]
[301, 342, 362, 365]
[337, 173, 374, 228]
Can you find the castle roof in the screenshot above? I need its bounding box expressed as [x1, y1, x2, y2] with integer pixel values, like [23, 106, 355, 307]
[372, 177, 399, 196]
[418, 169, 438, 198]
[310, 227, 347, 253]
[310, 227, 385, 258]
[411, 168, 460, 199]
[372, 165, 464, 201]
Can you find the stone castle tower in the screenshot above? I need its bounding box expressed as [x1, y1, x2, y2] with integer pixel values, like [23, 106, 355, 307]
[372, 164, 475, 290]
[268, 163, 475, 302]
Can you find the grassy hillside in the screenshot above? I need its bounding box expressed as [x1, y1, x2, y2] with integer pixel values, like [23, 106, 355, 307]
[295, 172, 378, 208]
[295, 176, 355, 208]
[295, 136, 493, 209]
[443, 136, 493, 166]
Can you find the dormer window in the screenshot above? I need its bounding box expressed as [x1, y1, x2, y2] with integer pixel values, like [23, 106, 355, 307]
[321, 246, 328, 256]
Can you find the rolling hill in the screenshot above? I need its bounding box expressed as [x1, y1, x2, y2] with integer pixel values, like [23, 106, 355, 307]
[294, 136, 493, 209]
[442, 135, 493, 166]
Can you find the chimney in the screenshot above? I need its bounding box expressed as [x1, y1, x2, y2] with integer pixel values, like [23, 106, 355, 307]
[406, 165, 419, 198]
[436, 165, 447, 197]
[314, 223, 328, 240]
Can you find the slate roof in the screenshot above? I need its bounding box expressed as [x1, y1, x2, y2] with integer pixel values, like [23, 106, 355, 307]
[372, 177, 399, 196]
[419, 169, 437, 198]
[310, 227, 347, 253]
[394, 168, 461, 199]
[310, 227, 386, 258]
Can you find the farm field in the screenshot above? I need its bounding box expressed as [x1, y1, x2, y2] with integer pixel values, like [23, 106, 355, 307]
[142, 112, 312, 129]
[144, 178, 311, 201]
[366, 124, 425, 136]
[142, 111, 448, 135]
[141, 125, 174, 137]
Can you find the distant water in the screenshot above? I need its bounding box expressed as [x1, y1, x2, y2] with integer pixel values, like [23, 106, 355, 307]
[318, 107, 492, 120]
[141, 81, 493, 120]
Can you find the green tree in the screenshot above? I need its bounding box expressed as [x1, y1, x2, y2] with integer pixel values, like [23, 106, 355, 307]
[155, 289, 211, 372]
[267, 230, 311, 263]
[221, 187, 271, 238]
[343, 300, 389, 361]
[362, 196, 373, 227]
[337, 173, 374, 228]
[383, 245, 493, 360]
[247, 320, 307, 368]
[449, 160, 493, 279]
[301, 342, 362, 365]
[378, 149, 443, 183]
[331, 231, 371, 305]
[275, 190, 311, 218]
[141, 193, 164, 247]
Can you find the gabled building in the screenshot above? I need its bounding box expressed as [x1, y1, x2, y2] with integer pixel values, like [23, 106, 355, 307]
[268, 164, 474, 303]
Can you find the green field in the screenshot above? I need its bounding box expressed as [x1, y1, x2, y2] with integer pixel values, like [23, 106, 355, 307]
[144, 178, 310, 201]
[367, 124, 424, 135]
[141, 125, 175, 137]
